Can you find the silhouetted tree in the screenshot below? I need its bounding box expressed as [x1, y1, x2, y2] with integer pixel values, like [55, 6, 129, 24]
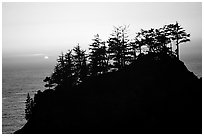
[78, 54, 88, 82]
[43, 76, 54, 89]
[99, 42, 109, 73]
[51, 63, 63, 85]
[89, 34, 109, 76]
[58, 52, 65, 68]
[162, 24, 174, 53]
[43, 22, 190, 89]
[73, 44, 88, 84]
[140, 28, 158, 53]
[25, 93, 34, 120]
[107, 25, 131, 69]
[154, 28, 172, 54]
[63, 50, 76, 86]
[135, 27, 174, 56]
[130, 31, 146, 59]
[165, 22, 190, 59]
[121, 25, 133, 64]
[49, 51, 75, 87]
[50, 52, 66, 85]
[33, 90, 42, 106]
[45, 47, 87, 87]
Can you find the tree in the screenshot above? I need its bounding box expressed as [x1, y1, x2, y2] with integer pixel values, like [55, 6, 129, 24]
[165, 22, 190, 59]
[99, 41, 109, 73]
[130, 31, 145, 59]
[107, 25, 131, 69]
[43, 76, 54, 89]
[44, 46, 88, 88]
[41, 22, 190, 90]
[33, 90, 42, 106]
[73, 44, 88, 83]
[48, 51, 76, 87]
[89, 34, 109, 76]
[80, 54, 88, 82]
[25, 93, 34, 120]
[140, 28, 159, 53]
[134, 27, 173, 56]
[51, 63, 63, 85]
[154, 28, 172, 54]
[49, 52, 66, 86]
[162, 24, 174, 53]
[63, 50, 76, 86]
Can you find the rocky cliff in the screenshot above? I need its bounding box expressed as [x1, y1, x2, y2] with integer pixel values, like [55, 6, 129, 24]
[15, 53, 202, 134]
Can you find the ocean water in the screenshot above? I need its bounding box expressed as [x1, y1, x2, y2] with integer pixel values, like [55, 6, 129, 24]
[2, 58, 202, 134]
[181, 55, 202, 78]
[2, 65, 53, 134]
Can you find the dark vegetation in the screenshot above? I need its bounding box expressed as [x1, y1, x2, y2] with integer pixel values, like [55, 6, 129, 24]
[16, 22, 201, 134]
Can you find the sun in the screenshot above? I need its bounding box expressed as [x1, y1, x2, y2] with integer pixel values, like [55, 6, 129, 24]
[44, 56, 49, 59]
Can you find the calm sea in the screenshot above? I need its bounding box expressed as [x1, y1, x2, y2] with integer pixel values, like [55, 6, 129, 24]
[2, 65, 53, 134]
[2, 57, 202, 134]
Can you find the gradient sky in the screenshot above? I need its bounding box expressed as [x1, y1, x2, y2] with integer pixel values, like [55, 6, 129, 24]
[2, 2, 202, 67]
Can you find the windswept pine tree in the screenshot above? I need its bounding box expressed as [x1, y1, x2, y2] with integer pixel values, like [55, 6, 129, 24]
[131, 23, 189, 58]
[162, 25, 174, 52]
[164, 22, 190, 59]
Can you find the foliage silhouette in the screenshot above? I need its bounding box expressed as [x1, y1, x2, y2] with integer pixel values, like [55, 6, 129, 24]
[25, 93, 34, 121]
[107, 25, 131, 70]
[130, 31, 145, 59]
[73, 44, 88, 84]
[89, 34, 109, 76]
[62, 50, 76, 87]
[42, 22, 191, 92]
[50, 52, 66, 85]
[18, 22, 201, 134]
[164, 22, 190, 59]
[43, 76, 54, 89]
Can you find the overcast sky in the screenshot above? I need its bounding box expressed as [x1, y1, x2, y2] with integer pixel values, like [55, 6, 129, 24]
[2, 2, 202, 66]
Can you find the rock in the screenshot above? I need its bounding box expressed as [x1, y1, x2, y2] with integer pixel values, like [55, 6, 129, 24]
[15, 53, 202, 134]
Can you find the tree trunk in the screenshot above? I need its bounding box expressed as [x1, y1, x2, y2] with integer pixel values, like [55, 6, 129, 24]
[176, 21, 179, 59]
[139, 45, 142, 54]
[176, 40, 179, 59]
[134, 48, 137, 60]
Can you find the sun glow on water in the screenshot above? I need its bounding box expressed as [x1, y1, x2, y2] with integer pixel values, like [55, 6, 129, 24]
[44, 56, 49, 59]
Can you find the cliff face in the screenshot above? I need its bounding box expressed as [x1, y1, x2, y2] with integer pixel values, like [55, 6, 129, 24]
[15, 54, 202, 134]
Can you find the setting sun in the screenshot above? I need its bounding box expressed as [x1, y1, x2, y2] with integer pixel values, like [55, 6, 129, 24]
[44, 56, 49, 59]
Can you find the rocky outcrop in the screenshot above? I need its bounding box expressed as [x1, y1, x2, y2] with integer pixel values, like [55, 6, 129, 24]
[15, 53, 202, 134]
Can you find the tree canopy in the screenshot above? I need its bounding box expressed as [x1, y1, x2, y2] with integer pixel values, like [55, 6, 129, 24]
[43, 22, 190, 89]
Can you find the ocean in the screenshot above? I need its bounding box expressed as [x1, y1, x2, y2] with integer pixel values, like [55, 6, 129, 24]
[2, 57, 202, 134]
[2, 65, 53, 134]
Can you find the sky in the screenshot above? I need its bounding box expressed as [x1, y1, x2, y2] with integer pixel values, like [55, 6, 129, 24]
[2, 2, 202, 68]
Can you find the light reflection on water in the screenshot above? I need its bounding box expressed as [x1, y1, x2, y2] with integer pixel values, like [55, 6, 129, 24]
[2, 66, 52, 134]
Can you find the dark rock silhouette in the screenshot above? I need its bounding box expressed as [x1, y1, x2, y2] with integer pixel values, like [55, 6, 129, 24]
[15, 53, 201, 134]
